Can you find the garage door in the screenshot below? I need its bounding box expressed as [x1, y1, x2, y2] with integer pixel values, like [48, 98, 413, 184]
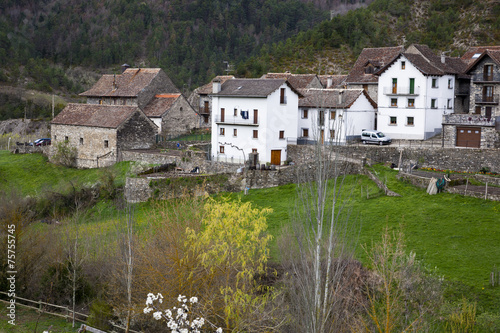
[456, 127, 481, 148]
[271, 150, 281, 165]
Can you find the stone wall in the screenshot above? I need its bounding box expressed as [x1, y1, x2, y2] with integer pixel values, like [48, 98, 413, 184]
[288, 144, 500, 174]
[161, 95, 201, 137]
[117, 111, 157, 150]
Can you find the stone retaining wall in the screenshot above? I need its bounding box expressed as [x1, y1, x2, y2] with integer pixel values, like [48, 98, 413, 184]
[288, 145, 500, 173]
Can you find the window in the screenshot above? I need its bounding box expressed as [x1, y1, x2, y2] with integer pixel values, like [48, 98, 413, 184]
[392, 78, 397, 94]
[302, 128, 309, 137]
[233, 129, 237, 137]
[252, 148, 257, 153]
[220, 108, 225, 122]
[220, 127, 225, 136]
[54, 135, 57, 141]
[475, 106, 481, 114]
[447, 99, 452, 109]
[104, 140, 109, 148]
[253, 109, 258, 124]
[203, 115, 209, 123]
[302, 109, 308, 119]
[319, 111, 325, 125]
[330, 110, 336, 119]
[431, 99, 437, 109]
[484, 65, 493, 81]
[79, 138, 83, 145]
[431, 78, 438, 88]
[391, 98, 398, 107]
[280, 88, 286, 104]
[390, 117, 397, 125]
[234, 108, 237, 116]
[65, 136, 68, 142]
[253, 130, 258, 139]
[365, 65, 374, 74]
[448, 79, 453, 89]
[219, 146, 224, 154]
[408, 98, 415, 108]
[486, 107, 492, 118]
[279, 130, 285, 139]
[204, 101, 209, 113]
[407, 117, 414, 126]
[241, 110, 249, 119]
[483, 86, 494, 102]
[180, 107, 183, 112]
[401, 61, 405, 69]
[409, 78, 415, 94]
[330, 129, 335, 139]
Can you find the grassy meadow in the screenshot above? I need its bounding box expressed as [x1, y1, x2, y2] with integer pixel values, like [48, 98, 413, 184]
[1, 150, 500, 326]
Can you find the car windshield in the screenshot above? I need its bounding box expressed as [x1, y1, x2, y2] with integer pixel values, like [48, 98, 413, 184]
[376, 132, 385, 138]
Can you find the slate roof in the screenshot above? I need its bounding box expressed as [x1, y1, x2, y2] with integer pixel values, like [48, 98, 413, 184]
[261, 73, 321, 89]
[298, 88, 376, 109]
[80, 68, 178, 97]
[214, 79, 302, 97]
[345, 46, 404, 84]
[197, 76, 234, 95]
[462, 46, 500, 64]
[318, 75, 347, 88]
[143, 94, 181, 117]
[51, 104, 139, 128]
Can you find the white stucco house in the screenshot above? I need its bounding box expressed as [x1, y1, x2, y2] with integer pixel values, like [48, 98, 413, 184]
[298, 88, 377, 144]
[376, 44, 464, 140]
[211, 78, 301, 165]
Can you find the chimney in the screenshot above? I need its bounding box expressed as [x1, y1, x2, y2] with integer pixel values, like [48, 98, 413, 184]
[121, 63, 130, 73]
[327, 76, 333, 88]
[213, 78, 221, 94]
[441, 54, 445, 64]
[338, 90, 344, 105]
[112, 74, 117, 90]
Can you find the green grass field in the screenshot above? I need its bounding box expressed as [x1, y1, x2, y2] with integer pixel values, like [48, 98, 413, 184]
[0, 304, 79, 333]
[2, 151, 499, 317]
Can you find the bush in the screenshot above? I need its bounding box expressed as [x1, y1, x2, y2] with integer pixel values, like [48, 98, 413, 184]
[52, 140, 77, 167]
[87, 300, 113, 331]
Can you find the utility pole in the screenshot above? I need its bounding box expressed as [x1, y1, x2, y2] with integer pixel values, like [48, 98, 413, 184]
[52, 94, 55, 119]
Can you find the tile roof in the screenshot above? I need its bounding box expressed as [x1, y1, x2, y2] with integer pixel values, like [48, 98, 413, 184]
[51, 104, 139, 128]
[345, 46, 404, 84]
[317, 75, 347, 88]
[299, 88, 375, 109]
[464, 49, 500, 73]
[261, 73, 321, 89]
[80, 68, 177, 97]
[215, 79, 296, 97]
[197, 76, 235, 95]
[461, 46, 500, 64]
[143, 94, 182, 117]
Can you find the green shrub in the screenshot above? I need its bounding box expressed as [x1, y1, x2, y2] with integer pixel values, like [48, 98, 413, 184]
[52, 140, 77, 168]
[87, 300, 113, 331]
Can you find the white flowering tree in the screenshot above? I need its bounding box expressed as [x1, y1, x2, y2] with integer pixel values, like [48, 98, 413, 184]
[144, 293, 222, 333]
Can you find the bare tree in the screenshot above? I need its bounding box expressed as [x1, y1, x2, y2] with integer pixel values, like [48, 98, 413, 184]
[280, 91, 362, 333]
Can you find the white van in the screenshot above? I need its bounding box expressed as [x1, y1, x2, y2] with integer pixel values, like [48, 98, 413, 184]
[361, 130, 392, 145]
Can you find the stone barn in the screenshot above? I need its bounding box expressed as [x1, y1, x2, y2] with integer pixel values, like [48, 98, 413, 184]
[50, 104, 158, 168]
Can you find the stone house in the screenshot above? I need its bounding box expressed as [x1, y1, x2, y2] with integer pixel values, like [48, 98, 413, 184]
[376, 44, 465, 140]
[298, 88, 377, 144]
[345, 46, 405, 103]
[143, 93, 200, 138]
[80, 68, 200, 137]
[50, 104, 157, 168]
[188, 75, 234, 128]
[211, 78, 302, 165]
[443, 47, 500, 148]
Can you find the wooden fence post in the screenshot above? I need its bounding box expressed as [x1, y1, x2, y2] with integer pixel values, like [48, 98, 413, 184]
[485, 182, 488, 200]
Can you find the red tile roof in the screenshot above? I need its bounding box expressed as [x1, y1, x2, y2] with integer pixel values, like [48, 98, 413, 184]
[197, 76, 235, 95]
[51, 104, 139, 128]
[461, 46, 500, 64]
[299, 88, 376, 109]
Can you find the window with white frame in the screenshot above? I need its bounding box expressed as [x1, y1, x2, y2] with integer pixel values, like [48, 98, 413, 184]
[407, 117, 414, 126]
[431, 78, 438, 88]
[431, 99, 437, 109]
[390, 116, 397, 125]
[447, 99, 452, 109]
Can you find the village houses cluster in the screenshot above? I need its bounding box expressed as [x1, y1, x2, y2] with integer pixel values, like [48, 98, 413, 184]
[50, 44, 500, 168]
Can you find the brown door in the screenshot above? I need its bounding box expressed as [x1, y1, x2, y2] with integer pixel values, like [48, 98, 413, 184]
[271, 150, 281, 165]
[320, 130, 324, 144]
[456, 127, 481, 148]
[254, 109, 258, 124]
[221, 108, 225, 122]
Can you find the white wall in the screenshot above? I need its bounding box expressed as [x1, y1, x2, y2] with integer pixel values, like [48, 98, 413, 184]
[377, 55, 455, 140]
[211, 83, 298, 164]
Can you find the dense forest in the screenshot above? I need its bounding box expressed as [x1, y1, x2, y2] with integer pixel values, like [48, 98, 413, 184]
[0, 0, 499, 119]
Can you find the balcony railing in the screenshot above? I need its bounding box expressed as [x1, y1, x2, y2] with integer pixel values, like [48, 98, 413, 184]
[475, 94, 499, 104]
[383, 86, 420, 95]
[442, 114, 496, 126]
[214, 116, 259, 126]
[199, 106, 210, 114]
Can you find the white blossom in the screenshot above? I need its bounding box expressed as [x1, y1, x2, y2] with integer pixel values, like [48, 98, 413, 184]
[189, 296, 198, 303]
[153, 311, 163, 320]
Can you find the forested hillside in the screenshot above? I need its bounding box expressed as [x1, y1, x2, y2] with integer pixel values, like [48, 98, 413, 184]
[0, 0, 499, 120]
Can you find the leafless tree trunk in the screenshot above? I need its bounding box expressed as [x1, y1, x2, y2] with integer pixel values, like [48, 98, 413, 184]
[117, 206, 135, 333]
[281, 114, 361, 333]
